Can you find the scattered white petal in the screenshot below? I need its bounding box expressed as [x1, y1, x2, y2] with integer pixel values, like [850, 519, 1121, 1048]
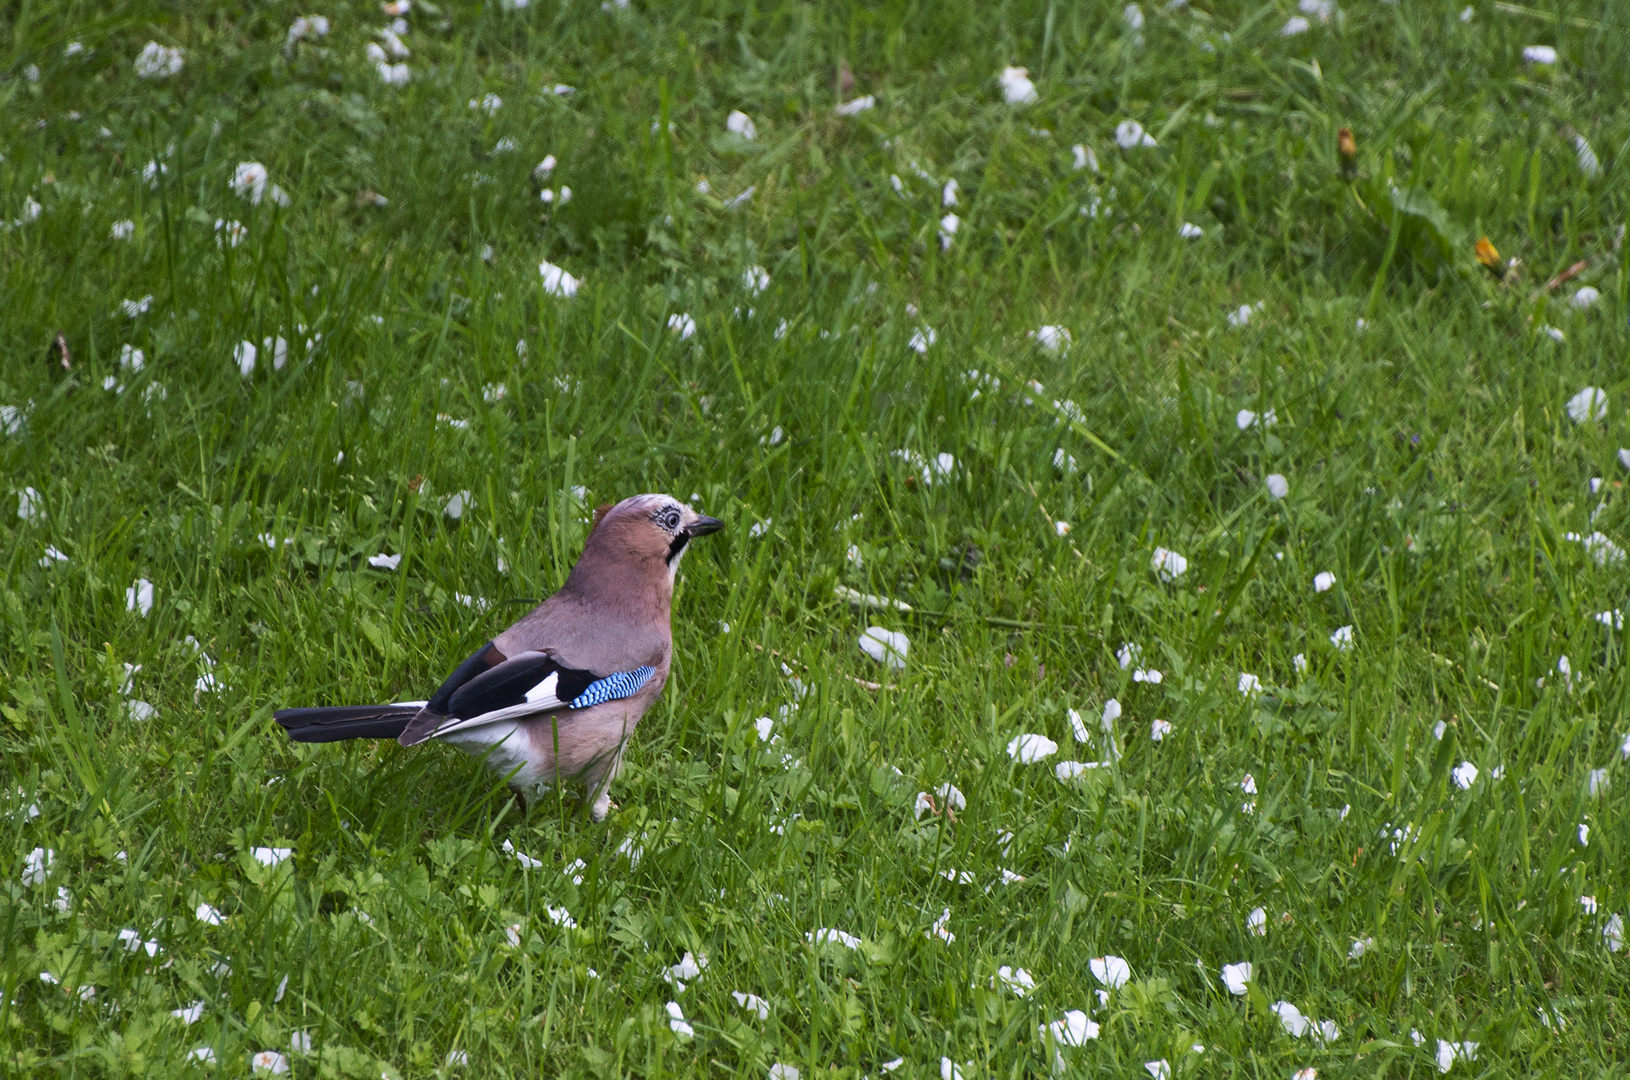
[1031, 325, 1070, 354]
[1007, 733, 1058, 764]
[1247, 907, 1268, 937]
[500, 839, 543, 870]
[1178, 222, 1203, 239]
[443, 491, 472, 520]
[1451, 761, 1478, 790]
[726, 110, 758, 140]
[376, 60, 410, 86]
[1281, 16, 1310, 35]
[231, 162, 269, 204]
[1115, 120, 1157, 149]
[834, 95, 875, 116]
[1237, 406, 1277, 429]
[1574, 136, 1600, 179]
[1089, 956, 1130, 988]
[1348, 935, 1374, 959]
[251, 847, 292, 867]
[1266, 473, 1289, 499]
[1273, 1000, 1310, 1037]
[858, 626, 909, 668]
[1220, 961, 1252, 995]
[667, 312, 697, 340]
[1151, 547, 1188, 580]
[665, 951, 708, 987]
[732, 990, 771, 1019]
[806, 927, 862, 949]
[172, 1001, 205, 1024]
[1522, 45, 1558, 65]
[368, 553, 401, 570]
[539, 260, 581, 298]
[1604, 913, 1624, 952]
[196, 903, 224, 926]
[1314, 571, 1335, 593]
[938, 213, 959, 249]
[1044, 1009, 1099, 1046]
[768, 1065, 800, 1080]
[1436, 1040, 1478, 1073]
[251, 1050, 290, 1074]
[134, 41, 184, 79]
[1567, 387, 1608, 423]
[994, 965, 1035, 996]
[998, 66, 1038, 105]
[1330, 625, 1354, 651]
[1072, 144, 1099, 172]
[1144, 1060, 1171, 1080]
[122, 577, 155, 616]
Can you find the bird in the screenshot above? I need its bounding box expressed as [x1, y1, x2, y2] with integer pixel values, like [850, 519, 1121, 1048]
[273, 493, 722, 820]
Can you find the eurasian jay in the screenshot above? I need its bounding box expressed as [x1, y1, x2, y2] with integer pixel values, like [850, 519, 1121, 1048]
[274, 493, 722, 820]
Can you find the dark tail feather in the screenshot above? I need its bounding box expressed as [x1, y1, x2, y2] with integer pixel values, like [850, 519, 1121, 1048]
[275, 705, 420, 743]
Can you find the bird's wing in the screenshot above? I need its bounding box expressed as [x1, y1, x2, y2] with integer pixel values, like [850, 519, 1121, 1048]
[398, 638, 508, 744]
[420, 649, 657, 740]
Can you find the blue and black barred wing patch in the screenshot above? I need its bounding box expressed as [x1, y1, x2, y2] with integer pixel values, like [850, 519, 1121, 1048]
[569, 666, 657, 709]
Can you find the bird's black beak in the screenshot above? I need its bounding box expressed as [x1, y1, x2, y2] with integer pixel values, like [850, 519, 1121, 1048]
[685, 516, 724, 537]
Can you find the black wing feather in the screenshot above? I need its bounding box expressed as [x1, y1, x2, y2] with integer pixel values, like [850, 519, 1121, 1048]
[447, 651, 557, 718]
[275, 704, 419, 742]
[445, 651, 604, 719]
[425, 640, 507, 715]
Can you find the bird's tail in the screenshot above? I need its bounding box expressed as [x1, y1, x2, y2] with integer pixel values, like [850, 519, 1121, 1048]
[274, 703, 426, 743]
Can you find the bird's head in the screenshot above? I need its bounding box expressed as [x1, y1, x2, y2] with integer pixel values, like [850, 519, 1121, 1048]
[584, 493, 723, 580]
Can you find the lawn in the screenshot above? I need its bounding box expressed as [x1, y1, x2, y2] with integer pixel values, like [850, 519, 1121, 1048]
[3, 0, 1629, 1075]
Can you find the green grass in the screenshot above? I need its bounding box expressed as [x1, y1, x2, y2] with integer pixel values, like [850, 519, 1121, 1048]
[4, 0, 1630, 1075]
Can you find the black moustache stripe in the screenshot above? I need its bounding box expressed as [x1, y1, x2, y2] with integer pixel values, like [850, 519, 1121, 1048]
[665, 532, 690, 564]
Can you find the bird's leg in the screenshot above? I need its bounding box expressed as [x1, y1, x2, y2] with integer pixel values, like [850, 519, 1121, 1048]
[583, 744, 627, 822]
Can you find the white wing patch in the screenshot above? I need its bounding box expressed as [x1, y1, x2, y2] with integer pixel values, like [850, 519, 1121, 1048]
[524, 672, 561, 706]
[428, 672, 565, 741]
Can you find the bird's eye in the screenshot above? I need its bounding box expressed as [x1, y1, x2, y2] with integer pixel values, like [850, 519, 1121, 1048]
[654, 507, 682, 533]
